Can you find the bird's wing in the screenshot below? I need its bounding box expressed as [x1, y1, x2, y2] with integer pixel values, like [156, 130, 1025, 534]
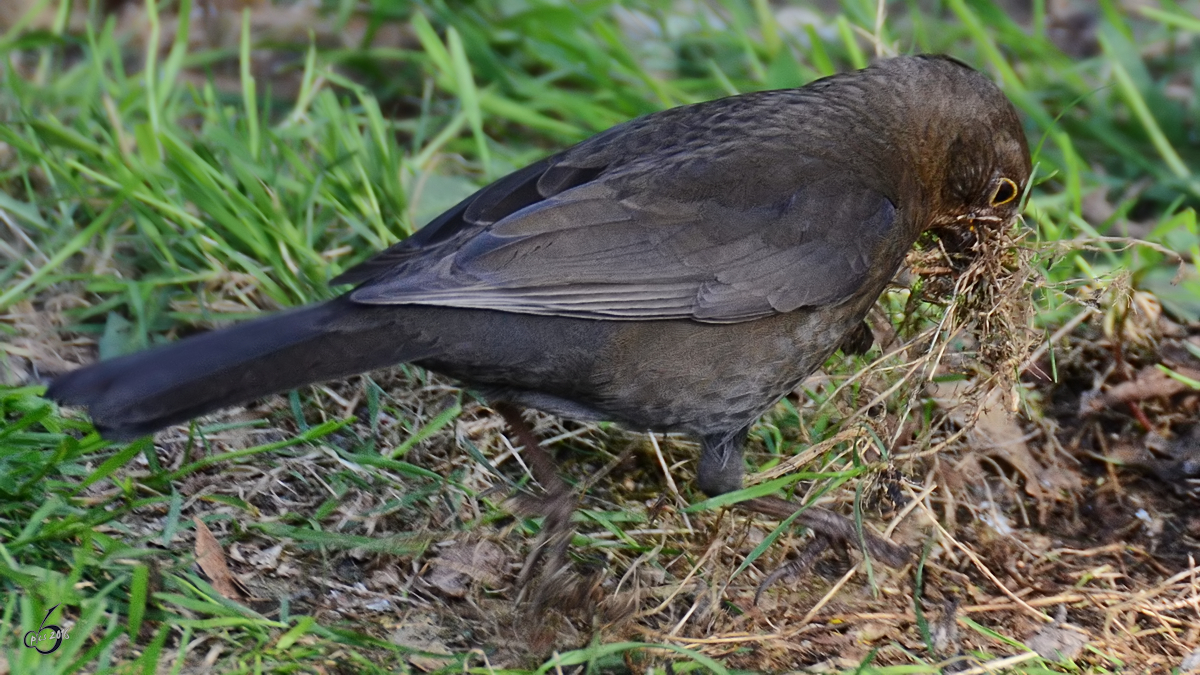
[329, 156, 558, 287]
[338, 101, 899, 324]
[347, 167, 896, 323]
[330, 116, 637, 288]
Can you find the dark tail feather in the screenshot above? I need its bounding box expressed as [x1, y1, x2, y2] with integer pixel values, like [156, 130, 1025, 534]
[47, 297, 431, 440]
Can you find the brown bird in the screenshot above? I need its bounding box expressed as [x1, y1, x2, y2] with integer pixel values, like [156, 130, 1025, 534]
[48, 55, 1030, 574]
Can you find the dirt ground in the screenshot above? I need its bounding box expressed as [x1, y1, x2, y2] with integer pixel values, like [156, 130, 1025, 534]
[25, 233, 1193, 673]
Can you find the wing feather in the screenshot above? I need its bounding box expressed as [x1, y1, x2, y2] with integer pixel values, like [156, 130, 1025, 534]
[338, 97, 899, 323]
[350, 168, 896, 322]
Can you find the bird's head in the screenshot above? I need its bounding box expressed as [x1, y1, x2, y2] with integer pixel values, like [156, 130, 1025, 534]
[904, 56, 1033, 250]
[935, 119, 1031, 234]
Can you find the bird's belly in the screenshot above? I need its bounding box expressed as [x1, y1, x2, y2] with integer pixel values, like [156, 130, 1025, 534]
[410, 296, 874, 437]
[589, 300, 873, 434]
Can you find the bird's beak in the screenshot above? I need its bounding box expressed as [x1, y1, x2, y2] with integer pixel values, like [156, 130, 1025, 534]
[931, 212, 1004, 264]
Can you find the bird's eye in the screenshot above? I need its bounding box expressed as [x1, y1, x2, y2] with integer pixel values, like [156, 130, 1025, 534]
[990, 177, 1019, 207]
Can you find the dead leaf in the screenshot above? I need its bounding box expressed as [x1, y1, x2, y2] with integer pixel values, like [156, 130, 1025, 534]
[391, 616, 454, 672]
[1026, 623, 1088, 662]
[424, 538, 508, 598]
[250, 544, 284, 569]
[193, 517, 246, 602]
[931, 380, 1081, 505]
[1082, 365, 1200, 414]
[369, 567, 402, 589]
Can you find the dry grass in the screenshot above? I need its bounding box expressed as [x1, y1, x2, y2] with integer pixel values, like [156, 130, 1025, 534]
[27, 216, 1191, 672]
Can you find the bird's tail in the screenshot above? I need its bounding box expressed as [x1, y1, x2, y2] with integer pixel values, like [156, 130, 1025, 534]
[47, 297, 431, 440]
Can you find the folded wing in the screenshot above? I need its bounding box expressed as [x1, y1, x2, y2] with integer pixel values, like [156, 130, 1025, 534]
[338, 116, 897, 324]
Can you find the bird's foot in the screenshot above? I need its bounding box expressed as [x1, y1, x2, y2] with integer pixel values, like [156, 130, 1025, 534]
[753, 534, 830, 604]
[508, 489, 581, 603]
[737, 495, 910, 598]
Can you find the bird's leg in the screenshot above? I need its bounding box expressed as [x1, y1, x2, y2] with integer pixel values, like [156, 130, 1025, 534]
[492, 403, 578, 601]
[697, 428, 749, 497]
[738, 495, 910, 566]
[838, 319, 875, 356]
[698, 431, 910, 594]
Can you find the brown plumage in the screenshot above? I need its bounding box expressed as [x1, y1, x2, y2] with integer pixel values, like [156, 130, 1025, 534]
[48, 55, 1030, 566]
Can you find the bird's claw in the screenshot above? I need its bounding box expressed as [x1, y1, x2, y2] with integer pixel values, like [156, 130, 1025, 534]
[738, 495, 910, 602]
[754, 534, 831, 604]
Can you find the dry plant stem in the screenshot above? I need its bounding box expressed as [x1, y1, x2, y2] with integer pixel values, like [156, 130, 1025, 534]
[817, 324, 939, 420]
[539, 425, 595, 447]
[747, 427, 864, 485]
[494, 403, 566, 496]
[613, 540, 665, 596]
[884, 479, 935, 537]
[1020, 305, 1097, 373]
[1111, 560, 1200, 616]
[906, 483, 1052, 623]
[908, 423, 973, 461]
[649, 433, 694, 532]
[655, 632, 779, 645]
[955, 652, 1041, 675]
[738, 495, 910, 567]
[753, 587, 1127, 625]
[667, 587, 709, 637]
[1049, 235, 1187, 264]
[0, 206, 49, 267]
[639, 531, 724, 618]
[579, 444, 637, 493]
[800, 561, 861, 625]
